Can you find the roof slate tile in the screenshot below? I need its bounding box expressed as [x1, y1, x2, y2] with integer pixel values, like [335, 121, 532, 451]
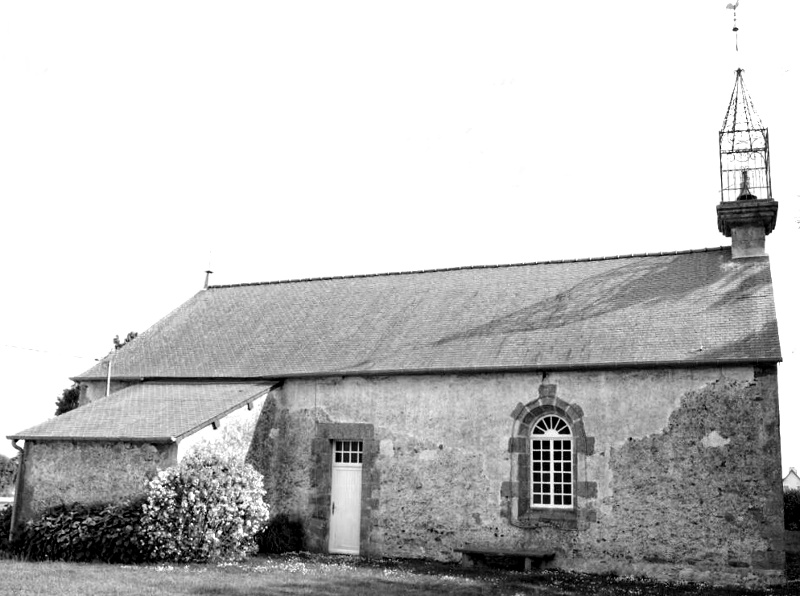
[9, 382, 273, 441]
[74, 248, 780, 381]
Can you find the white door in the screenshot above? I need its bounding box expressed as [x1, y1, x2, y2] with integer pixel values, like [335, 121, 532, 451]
[328, 440, 363, 555]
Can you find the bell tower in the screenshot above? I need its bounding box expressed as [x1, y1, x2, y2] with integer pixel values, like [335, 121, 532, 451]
[716, 68, 778, 258]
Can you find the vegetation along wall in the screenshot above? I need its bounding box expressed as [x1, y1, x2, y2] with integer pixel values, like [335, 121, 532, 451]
[248, 365, 784, 587]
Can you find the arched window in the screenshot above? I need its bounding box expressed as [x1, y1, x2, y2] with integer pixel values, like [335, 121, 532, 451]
[531, 415, 573, 509]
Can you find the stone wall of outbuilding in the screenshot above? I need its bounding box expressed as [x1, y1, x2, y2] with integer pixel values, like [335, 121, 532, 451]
[250, 365, 785, 587]
[12, 440, 176, 533]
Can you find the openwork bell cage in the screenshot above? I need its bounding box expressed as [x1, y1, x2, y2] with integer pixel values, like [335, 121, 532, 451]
[719, 68, 772, 202]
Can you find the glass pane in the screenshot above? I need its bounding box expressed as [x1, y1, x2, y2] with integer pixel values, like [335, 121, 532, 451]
[554, 473, 562, 482]
[563, 462, 571, 472]
[543, 473, 550, 482]
[335, 452, 341, 463]
[533, 483, 541, 492]
[563, 440, 571, 449]
[554, 485, 562, 494]
[342, 453, 350, 463]
[554, 440, 561, 449]
[533, 473, 541, 482]
[554, 495, 563, 505]
[564, 496, 572, 505]
[533, 494, 541, 504]
[533, 462, 541, 471]
[543, 495, 551, 504]
[564, 484, 572, 494]
[532, 440, 541, 449]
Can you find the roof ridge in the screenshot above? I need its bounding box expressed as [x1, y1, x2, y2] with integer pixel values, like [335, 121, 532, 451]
[208, 246, 730, 289]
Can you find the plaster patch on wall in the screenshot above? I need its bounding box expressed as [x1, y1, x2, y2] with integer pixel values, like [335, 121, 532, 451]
[380, 439, 394, 457]
[701, 430, 731, 448]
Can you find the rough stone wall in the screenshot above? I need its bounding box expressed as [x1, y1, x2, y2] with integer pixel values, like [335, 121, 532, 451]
[14, 440, 176, 528]
[250, 365, 784, 586]
[572, 366, 784, 586]
[247, 389, 318, 521]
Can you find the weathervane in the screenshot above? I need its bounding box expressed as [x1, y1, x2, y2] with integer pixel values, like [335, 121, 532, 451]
[726, 1, 740, 52]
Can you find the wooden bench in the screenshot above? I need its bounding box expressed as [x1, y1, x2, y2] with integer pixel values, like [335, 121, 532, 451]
[454, 546, 556, 571]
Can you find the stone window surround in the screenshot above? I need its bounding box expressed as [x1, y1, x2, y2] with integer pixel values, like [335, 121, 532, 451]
[309, 423, 380, 557]
[502, 384, 597, 530]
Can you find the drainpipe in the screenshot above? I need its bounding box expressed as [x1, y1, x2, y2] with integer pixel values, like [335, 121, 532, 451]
[8, 439, 25, 542]
[106, 349, 116, 397]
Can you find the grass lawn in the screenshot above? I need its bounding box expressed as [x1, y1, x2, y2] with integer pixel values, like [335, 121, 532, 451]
[0, 553, 797, 596]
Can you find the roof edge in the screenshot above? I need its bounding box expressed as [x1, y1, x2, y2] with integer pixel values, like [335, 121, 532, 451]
[208, 246, 731, 289]
[8, 381, 278, 443]
[69, 357, 782, 383]
[172, 382, 277, 441]
[6, 435, 176, 444]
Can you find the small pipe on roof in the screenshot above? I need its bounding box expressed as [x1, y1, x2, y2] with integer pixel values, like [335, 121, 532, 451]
[106, 349, 116, 398]
[204, 270, 213, 290]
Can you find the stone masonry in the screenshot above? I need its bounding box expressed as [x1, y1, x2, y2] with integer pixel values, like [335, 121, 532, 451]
[250, 365, 784, 587]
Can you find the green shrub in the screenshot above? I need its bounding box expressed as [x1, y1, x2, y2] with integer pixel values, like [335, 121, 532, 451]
[11, 498, 147, 563]
[0, 506, 12, 555]
[786, 489, 800, 531]
[256, 512, 304, 554]
[140, 445, 270, 563]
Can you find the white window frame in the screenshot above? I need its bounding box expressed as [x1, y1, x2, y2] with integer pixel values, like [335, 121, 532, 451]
[333, 440, 363, 465]
[530, 414, 574, 510]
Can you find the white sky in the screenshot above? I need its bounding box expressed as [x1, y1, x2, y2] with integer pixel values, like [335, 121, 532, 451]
[1, 2, 797, 472]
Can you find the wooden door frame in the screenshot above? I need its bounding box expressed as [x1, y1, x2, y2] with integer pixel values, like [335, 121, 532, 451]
[309, 423, 380, 557]
[328, 442, 364, 554]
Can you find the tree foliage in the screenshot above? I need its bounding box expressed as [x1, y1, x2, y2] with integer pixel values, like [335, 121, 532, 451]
[786, 489, 800, 531]
[53, 332, 138, 417]
[0, 454, 18, 496]
[54, 383, 81, 416]
[113, 331, 138, 350]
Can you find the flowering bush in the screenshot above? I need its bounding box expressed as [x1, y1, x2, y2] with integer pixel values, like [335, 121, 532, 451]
[140, 445, 270, 562]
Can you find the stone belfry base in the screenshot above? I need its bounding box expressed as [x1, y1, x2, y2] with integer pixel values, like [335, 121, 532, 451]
[717, 199, 778, 258]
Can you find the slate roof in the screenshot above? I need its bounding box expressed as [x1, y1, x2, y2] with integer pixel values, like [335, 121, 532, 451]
[74, 247, 781, 381]
[9, 382, 273, 442]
